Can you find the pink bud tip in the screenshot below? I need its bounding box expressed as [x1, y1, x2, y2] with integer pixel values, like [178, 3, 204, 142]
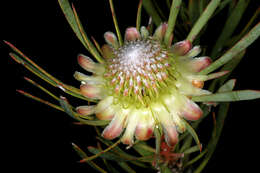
[80, 84, 103, 99]
[190, 57, 212, 72]
[153, 22, 168, 41]
[76, 106, 95, 116]
[171, 40, 192, 56]
[163, 125, 179, 147]
[101, 44, 114, 59]
[135, 126, 153, 141]
[125, 27, 141, 41]
[104, 32, 119, 48]
[96, 106, 115, 120]
[181, 99, 203, 121]
[102, 122, 123, 140]
[77, 54, 94, 72]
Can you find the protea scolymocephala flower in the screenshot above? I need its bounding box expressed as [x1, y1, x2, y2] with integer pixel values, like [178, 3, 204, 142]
[7, 0, 260, 172]
[75, 24, 221, 146]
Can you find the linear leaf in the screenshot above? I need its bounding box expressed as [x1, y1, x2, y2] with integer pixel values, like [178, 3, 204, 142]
[194, 103, 229, 173]
[160, 164, 172, 173]
[210, 0, 250, 59]
[72, 143, 107, 173]
[217, 79, 236, 93]
[71, 4, 104, 63]
[192, 90, 260, 102]
[164, 0, 182, 46]
[187, 0, 221, 42]
[87, 147, 126, 161]
[108, 0, 123, 46]
[218, 50, 245, 85]
[17, 90, 64, 112]
[142, 0, 162, 26]
[184, 149, 207, 168]
[117, 162, 136, 173]
[188, 0, 200, 25]
[6, 42, 93, 102]
[58, 0, 89, 50]
[183, 120, 202, 152]
[183, 145, 201, 155]
[23, 77, 60, 101]
[200, 22, 260, 75]
[80, 139, 121, 162]
[136, 0, 143, 31]
[96, 137, 149, 168]
[227, 7, 260, 46]
[133, 142, 155, 157]
[59, 96, 109, 126]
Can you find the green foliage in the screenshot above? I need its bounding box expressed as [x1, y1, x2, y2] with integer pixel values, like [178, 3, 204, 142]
[8, 0, 260, 172]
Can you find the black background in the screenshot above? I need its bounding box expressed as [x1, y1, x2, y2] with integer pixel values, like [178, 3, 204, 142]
[2, 0, 260, 172]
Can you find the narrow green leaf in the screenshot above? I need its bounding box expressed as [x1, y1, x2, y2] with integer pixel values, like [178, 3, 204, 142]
[16, 90, 64, 112]
[210, 0, 250, 59]
[104, 164, 121, 173]
[178, 105, 210, 162]
[154, 127, 162, 167]
[192, 90, 260, 102]
[96, 137, 149, 168]
[183, 145, 201, 155]
[72, 143, 108, 173]
[200, 22, 260, 75]
[9, 53, 57, 87]
[227, 7, 260, 47]
[71, 4, 104, 63]
[117, 162, 136, 173]
[154, 127, 162, 156]
[217, 79, 236, 93]
[6, 42, 93, 102]
[80, 139, 121, 162]
[153, 0, 167, 21]
[194, 102, 229, 173]
[136, 0, 143, 31]
[218, 50, 245, 85]
[183, 120, 202, 152]
[208, 50, 245, 92]
[160, 164, 172, 173]
[59, 96, 109, 126]
[23, 77, 60, 101]
[187, 0, 221, 42]
[213, 0, 233, 18]
[164, 0, 182, 46]
[143, 0, 162, 26]
[57, 0, 89, 50]
[108, 0, 123, 46]
[87, 147, 126, 161]
[96, 137, 137, 160]
[184, 149, 207, 168]
[133, 142, 155, 157]
[194, 80, 233, 172]
[188, 0, 200, 25]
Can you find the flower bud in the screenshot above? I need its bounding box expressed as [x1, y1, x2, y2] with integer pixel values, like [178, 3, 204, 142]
[171, 40, 192, 56]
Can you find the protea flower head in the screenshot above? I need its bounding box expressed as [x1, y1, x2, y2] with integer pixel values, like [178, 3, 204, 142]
[75, 23, 220, 147]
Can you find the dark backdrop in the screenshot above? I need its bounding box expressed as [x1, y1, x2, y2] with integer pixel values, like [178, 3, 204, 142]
[2, 0, 259, 172]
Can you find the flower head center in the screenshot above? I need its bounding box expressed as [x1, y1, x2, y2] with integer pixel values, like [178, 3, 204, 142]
[104, 38, 176, 107]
